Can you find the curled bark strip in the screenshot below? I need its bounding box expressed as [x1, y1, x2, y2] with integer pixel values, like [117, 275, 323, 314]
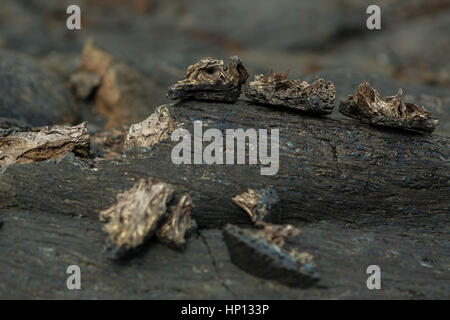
[245, 71, 336, 115]
[99, 177, 174, 258]
[223, 224, 319, 288]
[232, 187, 281, 224]
[339, 81, 439, 133]
[156, 193, 197, 251]
[124, 105, 174, 150]
[167, 56, 249, 102]
[0, 123, 89, 166]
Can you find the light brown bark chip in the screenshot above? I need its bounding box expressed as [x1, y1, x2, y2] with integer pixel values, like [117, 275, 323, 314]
[167, 56, 249, 102]
[0, 123, 89, 166]
[245, 71, 336, 114]
[156, 193, 197, 251]
[339, 81, 439, 133]
[99, 178, 174, 258]
[232, 187, 281, 224]
[75, 41, 160, 129]
[124, 105, 174, 150]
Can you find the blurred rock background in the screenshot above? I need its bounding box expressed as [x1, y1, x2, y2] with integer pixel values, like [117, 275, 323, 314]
[0, 0, 449, 134]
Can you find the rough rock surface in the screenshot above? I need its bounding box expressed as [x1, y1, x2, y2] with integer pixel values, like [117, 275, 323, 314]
[0, 51, 77, 126]
[223, 224, 319, 288]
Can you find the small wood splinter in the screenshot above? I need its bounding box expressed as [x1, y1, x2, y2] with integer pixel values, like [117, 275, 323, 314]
[232, 187, 281, 224]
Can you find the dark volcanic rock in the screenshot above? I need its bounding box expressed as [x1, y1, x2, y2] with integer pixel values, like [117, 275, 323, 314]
[1, 100, 448, 229]
[0, 51, 77, 126]
[223, 224, 320, 288]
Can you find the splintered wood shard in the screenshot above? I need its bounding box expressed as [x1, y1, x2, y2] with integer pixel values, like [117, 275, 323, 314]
[167, 56, 249, 102]
[99, 178, 174, 258]
[223, 224, 319, 288]
[156, 193, 197, 251]
[339, 81, 439, 133]
[0, 123, 89, 166]
[124, 105, 174, 150]
[245, 72, 336, 114]
[232, 187, 281, 224]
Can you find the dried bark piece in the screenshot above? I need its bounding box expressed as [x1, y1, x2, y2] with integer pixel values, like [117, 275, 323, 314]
[156, 194, 197, 251]
[232, 187, 281, 224]
[99, 178, 174, 258]
[245, 71, 336, 114]
[69, 71, 102, 100]
[339, 81, 439, 133]
[167, 56, 249, 102]
[0, 123, 89, 166]
[76, 41, 163, 129]
[223, 224, 319, 288]
[124, 105, 174, 150]
[256, 223, 301, 248]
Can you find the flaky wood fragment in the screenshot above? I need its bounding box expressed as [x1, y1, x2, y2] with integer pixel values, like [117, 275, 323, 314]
[339, 81, 439, 133]
[257, 223, 301, 248]
[124, 105, 174, 150]
[156, 194, 197, 251]
[167, 56, 249, 102]
[245, 71, 336, 114]
[99, 178, 174, 258]
[0, 123, 89, 166]
[75, 41, 159, 128]
[232, 187, 280, 224]
[223, 224, 319, 288]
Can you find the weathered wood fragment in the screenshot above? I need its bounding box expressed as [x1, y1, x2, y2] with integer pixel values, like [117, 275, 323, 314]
[339, 81, 439, 132]
[124, 105, 174, 150]
[99, 177, 174, 258]
[245, 71, 335, 114]
[156, 193, 197, 251]
[0, 123, 89, 166]
[167, 57, 249, 102]
[232, 187, 281, 224]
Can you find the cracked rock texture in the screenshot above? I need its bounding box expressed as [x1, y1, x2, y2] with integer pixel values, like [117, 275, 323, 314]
[0, 0, 449, 299]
